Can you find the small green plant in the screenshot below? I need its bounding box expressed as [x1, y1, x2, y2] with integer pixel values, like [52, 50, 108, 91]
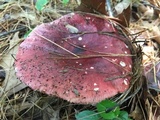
[23, 29, 32, 39]
[35, 0, 69, 11]
[75, 100, 132, 120]
[35, 0, 49, 11]
[62, 0, 69, 5]
[75, 110, 101, 120]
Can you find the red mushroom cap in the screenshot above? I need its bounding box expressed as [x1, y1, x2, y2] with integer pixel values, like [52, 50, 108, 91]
[15, 12, 132, 104]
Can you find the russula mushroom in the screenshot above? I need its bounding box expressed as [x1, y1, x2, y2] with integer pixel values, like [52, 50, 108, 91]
[15, 12, 133, 104]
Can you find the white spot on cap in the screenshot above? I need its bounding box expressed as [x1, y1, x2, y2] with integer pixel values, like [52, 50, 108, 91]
[78, 37, 82, 41]
[50, 22, 54, 25]
[79, 63, 82, 66]
[104, 46, 108, 48]
[129, 64, 132, 68]
[124, 51, 127, 54]
[85, 71, 88, 74]
[83, 45, 86, 47]
[90, 67, 94, 69]
[65, 24, 79, 33]
[125, 45, 128, 48]
[76, 61, 78, 64]
[123, 79, 128, 85]
[94, 87, 99, 91]
[120, 61, 126, 67]
[86, 17, 91, 20]
[94, 83, 97, 86]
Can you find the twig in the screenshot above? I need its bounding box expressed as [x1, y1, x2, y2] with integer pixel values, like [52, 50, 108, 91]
[106, 0, 113, 17]
[141, 1, 160, 11]
[49, 53, 133, 60]
[34, 31, 79, 58]
[0, 26, 26, 37]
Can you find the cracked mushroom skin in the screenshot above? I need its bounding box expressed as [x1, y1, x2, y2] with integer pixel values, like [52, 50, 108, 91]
[15, 12, 132, 104]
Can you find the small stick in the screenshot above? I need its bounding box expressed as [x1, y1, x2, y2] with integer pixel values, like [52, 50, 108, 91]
[0, 26, 26, 37]
[106, 0, 113, 17]
[34, 32, 79, 58]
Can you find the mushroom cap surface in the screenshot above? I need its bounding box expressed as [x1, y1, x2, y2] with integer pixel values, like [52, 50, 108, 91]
[15, 12, 132, 104]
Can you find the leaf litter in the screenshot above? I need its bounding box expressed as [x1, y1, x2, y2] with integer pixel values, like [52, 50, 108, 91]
[0, 0, 160, 120]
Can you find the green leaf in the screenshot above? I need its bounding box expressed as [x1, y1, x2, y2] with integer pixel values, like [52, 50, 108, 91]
[96, 100, 120, 119]
[75, 110, 101, 120]
[62, 0, 69, 5]
[24, 29, 32, 39]
[35, 0, 49, 11]
[119, 111, 131, 120]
